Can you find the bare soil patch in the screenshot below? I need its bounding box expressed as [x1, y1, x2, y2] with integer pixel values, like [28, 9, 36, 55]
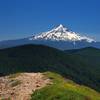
[0, 73, 51, 100]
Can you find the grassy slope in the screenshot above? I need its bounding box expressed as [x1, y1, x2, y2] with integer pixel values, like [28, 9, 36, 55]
[0, 44, 100, 92]
[31, 72, 100, 100]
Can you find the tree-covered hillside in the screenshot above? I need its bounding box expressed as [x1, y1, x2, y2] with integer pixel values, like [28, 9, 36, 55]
[0, 44, 100, 92]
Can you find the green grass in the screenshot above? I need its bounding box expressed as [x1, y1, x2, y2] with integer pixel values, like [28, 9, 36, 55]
[31, 72, 100, 100]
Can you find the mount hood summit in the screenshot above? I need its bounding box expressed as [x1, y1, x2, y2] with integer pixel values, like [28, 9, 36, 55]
[29, 24, 95, 43]
[0, 24, 99, 50]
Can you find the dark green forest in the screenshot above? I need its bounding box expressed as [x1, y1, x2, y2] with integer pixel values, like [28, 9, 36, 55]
[0, 44, 100, 92]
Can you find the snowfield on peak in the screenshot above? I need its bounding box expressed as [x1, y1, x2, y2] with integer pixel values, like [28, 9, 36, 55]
[0, 24, 99, 50]
[29, 24, 95, 43]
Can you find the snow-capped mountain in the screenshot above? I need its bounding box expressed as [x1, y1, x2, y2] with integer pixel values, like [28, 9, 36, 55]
[0, 24, 99, 50]
[29, 24, 95, 43]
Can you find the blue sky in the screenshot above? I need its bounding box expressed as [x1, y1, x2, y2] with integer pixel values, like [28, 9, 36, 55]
[0, 0, 100, 41]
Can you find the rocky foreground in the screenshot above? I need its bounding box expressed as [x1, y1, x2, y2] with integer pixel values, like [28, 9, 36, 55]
[0, 73, 51, 100]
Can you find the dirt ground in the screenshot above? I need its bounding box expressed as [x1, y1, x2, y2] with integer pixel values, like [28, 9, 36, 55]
[0, 73, 51, 100]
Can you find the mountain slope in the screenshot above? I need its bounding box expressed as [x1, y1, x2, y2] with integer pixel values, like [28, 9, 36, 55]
[0, 44, 100, 92]
[0, 72, 50, 100]
[65, 47, 100, 74]
[31, 72, 100, 100]
[0, 24, 100, 50]
[30, 24, 94, 42]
